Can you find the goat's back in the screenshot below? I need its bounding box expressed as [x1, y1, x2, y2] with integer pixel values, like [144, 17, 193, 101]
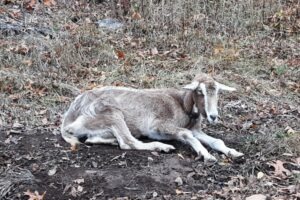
[62, 86, 190, 135]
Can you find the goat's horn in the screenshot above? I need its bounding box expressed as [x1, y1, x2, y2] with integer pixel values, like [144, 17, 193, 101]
[183, 81, 199, 90]
[216, 82, 236, 91]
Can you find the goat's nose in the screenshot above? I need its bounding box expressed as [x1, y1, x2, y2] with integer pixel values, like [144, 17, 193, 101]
[77, 134, 88, 143]
[210, 115, 217, 121]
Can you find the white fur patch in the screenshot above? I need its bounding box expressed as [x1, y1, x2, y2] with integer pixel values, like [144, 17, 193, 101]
[199, 82, 219, 123]
[199, 83, 208, 116]
[97, 86, 139, 93]
[192, 104, 198, 114]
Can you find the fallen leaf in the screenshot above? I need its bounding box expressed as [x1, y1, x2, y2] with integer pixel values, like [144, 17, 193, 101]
[115, 50, 125, 60]
[5, 136, 21, 144]
[151, 47, 158, 55]
[13, 122, 24, 129]
[151, 152, 159, 156]
[69, 185, 83, 197]
[294, 157, 300, 166]
[213, 44, 224, 55]
[63, 184, 72, 194]
[268, 160, 291, 178]
[42, 117, 48, 125]
[132, 11, 142, 20]
[177, 153, 184, 159]
[70, 187, 77, 197]
[74, 178, 85, 184]
[22, 59, 33, 66]
[77, 185, 83, 192]
[245, 194, 266, 200]
[43, 0, 56, 6]
[285, 126, 295, 134]
[175, 189, 183, 195]
[24, 190, 46, 200]
[0, 7, 6, 14]
[24, 0, 36, 11]
[9, 9, 22, 18]
[11, 44, 30, 55]
[36, 109, 47, 115]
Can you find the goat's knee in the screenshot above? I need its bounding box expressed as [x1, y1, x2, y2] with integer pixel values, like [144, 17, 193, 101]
[210, 139, 225, 149]
[177, 131, 194, 141]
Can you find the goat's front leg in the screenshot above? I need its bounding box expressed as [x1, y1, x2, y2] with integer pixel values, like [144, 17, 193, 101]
[192, 130, 244, 158]
[153, 125, 217, 162]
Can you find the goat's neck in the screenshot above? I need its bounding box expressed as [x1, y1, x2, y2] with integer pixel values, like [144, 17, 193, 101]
[183, 91, 199, 119]
[164, 89, 199, 118]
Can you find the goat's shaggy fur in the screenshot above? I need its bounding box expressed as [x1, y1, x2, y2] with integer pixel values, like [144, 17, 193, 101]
[61, 73, 243, 161]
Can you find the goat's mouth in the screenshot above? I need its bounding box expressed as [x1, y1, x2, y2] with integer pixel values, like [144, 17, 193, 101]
[200, 111, 207, 119]
[207, 115, 218, 124]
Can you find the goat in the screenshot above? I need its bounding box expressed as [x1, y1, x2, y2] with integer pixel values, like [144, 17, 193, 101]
[61, 73, 244, 162]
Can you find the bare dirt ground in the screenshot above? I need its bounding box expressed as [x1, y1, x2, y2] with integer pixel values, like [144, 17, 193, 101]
[0, 1, 299, 199]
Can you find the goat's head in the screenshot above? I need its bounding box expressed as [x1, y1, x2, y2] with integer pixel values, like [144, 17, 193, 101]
[183, 73, 236, 124]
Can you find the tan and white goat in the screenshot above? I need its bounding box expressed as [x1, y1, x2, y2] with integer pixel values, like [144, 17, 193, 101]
[61, 73, 243, 162]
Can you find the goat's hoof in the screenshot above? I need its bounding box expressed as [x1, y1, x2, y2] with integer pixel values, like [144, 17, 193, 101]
[203, 154, 217, 163]
[228, 149, 244, 158]
[160, 144, 175, 153]
[70, 144, 78, 152]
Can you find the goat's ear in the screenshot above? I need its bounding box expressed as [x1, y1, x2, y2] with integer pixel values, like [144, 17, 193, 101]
[183, 81, 199, 90]
[216, 82, 236, 91]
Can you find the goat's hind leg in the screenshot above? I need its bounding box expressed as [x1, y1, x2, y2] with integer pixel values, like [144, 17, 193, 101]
[192, 130, 244, 158]
[109, 112, 175, 152]
[85, 134, 118, 145]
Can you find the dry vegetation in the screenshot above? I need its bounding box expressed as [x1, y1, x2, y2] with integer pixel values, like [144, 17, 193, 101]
[0, 0, 299, 199]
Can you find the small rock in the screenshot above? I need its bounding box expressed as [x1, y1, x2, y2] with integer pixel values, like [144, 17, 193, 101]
[48, 166, 57, 176]
[148, 157, 154, 162]
[31, 163, 39, 172]
[152, 191, 158, 198]
[257, 171, 264, 179]
[245, 194, 267, 200]
[175, 177, 183, 186]
[92, 161, 98, 168]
